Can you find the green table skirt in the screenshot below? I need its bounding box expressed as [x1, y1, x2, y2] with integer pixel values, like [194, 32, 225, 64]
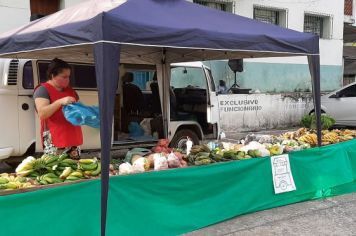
[1, 139, 356, 236]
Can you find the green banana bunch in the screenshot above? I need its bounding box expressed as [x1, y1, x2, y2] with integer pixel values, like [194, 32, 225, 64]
[44, 173, 63, 184]
[69, 171, 83, 178]
[61, 159, 78, 165]
[190, 145, 211, 155]
[59, 167, 72, 179]
[41, 154, 58, 164]
[45, 156, 60, 168]
[28, 171, 40, 178]
[58, 159, 78, 170]
[37, 173, 63, 185]
[84, 163, 101, 177]
[90, 162, 101, 176]
[0, 182, 20, 190]
[15, 156, 35, 173]
[16, 169, 34, 177]
[79, 158, 98, 171]
[0, 174, 34, 190]
[58, 153, 69, 162]
[64, 170, 84, 182]
[232, 151, 246, 160]
[0, 177, 9, 184]
[65, 176, 81, 181]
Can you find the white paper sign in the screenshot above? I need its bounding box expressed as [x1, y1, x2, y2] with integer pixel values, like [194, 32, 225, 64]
[271, 154, 296, 194]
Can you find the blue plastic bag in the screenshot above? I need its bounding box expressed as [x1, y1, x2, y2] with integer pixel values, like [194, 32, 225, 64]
[63, 102, 100, 128]
[128, 122, 144, 137]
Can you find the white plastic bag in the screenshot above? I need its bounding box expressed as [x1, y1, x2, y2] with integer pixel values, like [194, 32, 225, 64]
[118, 162, 134, 175]
[167, 152, 181, 168]
[186, 138, 193, 155]
[140, 118, 152, 136]
[153, 153, 168, 171]
[132, 157, 149, 173]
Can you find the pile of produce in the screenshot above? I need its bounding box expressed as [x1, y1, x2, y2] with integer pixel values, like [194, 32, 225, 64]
[282, 128, 356, 147]
[187, 142, 274, 166]
[117, 127, 356, 173]
[117, 139, 187, 175]
[186, 128, 356, 167]
[0, 173, 36, 190]
[0, 154, 102, 191]
[151, 139, 172, 154]
[3, 127, 356, 189]
[15, 154, 101, 183]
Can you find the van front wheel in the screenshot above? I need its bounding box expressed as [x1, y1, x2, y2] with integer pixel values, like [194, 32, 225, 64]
[170, 129, 200, 149]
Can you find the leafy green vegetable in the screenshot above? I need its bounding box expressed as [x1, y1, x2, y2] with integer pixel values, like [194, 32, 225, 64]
[301, 114, 313, 128]
[301, 114, 335, 130]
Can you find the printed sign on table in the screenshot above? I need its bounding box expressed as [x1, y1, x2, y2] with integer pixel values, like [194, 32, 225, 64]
[271, 154, 296, 194]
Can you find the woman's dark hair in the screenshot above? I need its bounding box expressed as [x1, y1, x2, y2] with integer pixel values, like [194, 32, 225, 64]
[46, 58, 71, 80]
[219, 80, 226, 86]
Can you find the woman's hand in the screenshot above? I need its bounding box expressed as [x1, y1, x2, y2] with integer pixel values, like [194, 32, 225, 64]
[58, 96, 76, 106]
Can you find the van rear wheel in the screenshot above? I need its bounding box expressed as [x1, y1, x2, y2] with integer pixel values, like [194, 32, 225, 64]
[170, 129, 200, 149]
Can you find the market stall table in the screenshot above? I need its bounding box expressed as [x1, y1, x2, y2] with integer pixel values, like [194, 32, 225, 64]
[1, 139, 356, 235]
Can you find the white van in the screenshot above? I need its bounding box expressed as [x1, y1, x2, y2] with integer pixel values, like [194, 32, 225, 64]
[0, 59, 220, 160]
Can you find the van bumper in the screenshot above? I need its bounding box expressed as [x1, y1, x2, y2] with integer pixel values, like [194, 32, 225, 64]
[0, 147, 13, 160]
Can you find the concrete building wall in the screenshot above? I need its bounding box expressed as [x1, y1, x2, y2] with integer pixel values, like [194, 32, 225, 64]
[60, 0, 87, 9]
[0, 0, 86, 34]
[0, 1, 30, 33]
[200, 0, 344, 92]
[217, 93, 313, 133]
[0, 0, 88, 33]
[235, 0, 343, 66]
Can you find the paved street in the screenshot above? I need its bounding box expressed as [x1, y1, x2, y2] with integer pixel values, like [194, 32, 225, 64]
[186, 192, 356, 236]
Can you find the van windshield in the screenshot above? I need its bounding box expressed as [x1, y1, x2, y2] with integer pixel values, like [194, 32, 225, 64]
[170, 67, 207, 89]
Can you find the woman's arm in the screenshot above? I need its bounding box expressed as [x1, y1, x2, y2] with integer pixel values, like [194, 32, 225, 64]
[35, 96, 75, 120]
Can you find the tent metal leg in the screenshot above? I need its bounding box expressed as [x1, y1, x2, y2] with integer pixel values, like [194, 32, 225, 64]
[94, 42, 121, 236]
[308, 55, 322, 146]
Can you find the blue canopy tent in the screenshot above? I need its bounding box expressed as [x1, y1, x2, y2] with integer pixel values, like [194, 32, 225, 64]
[0, 0, 322, 235]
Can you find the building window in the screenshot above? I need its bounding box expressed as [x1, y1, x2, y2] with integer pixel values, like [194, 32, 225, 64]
[343, 75, 355, 86]
[30, 0, 60, 21]
[253, 6, 287, 27]
[345, 0, 353, 16]
[304, 15, 323, 37]
[254, 8, 279, 25]
[193, 0, 234, 13]
[304, 14, 332, 39]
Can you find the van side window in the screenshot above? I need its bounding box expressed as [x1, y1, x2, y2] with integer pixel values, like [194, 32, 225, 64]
[72, 64, 97, 89]
[38, 61, 49, 83]
[38, 61, 97, 89]
[23, 61, 34, 89]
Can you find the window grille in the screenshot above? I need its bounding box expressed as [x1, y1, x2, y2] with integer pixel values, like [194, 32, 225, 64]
[304, 15, 324, 37]
[253, 8, 279, 25]
[193, 0, 233, 13]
